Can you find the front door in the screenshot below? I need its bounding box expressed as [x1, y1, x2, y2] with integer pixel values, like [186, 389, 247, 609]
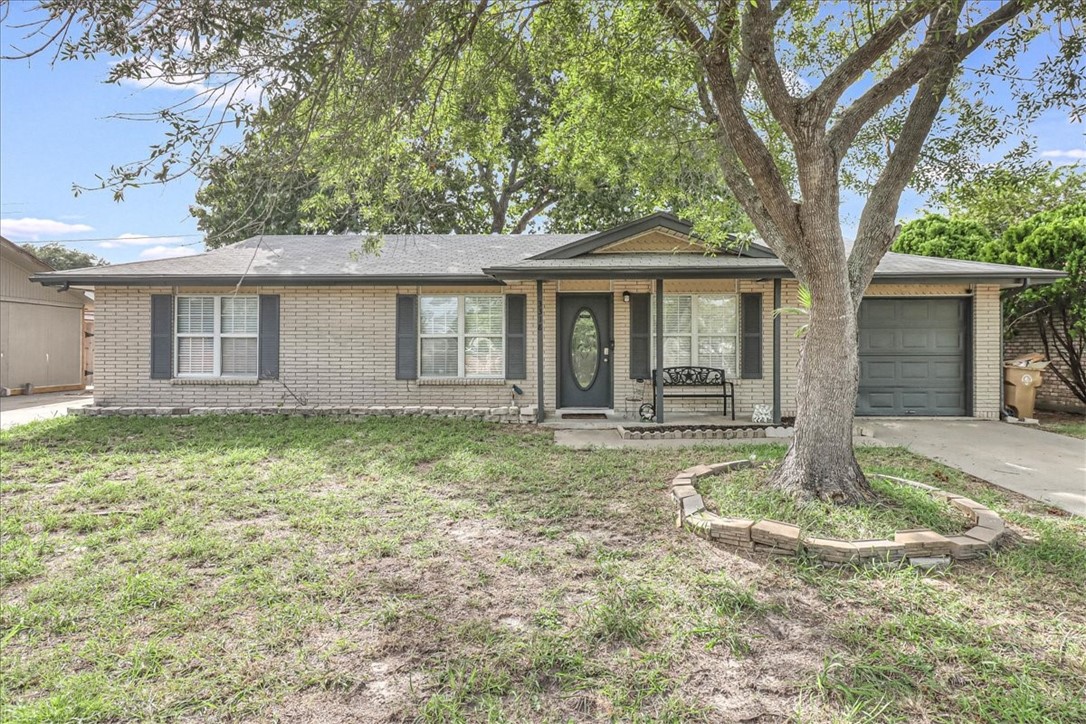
[558, 294, 613, 408]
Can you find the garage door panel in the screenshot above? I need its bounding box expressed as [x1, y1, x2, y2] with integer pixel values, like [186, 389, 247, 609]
[857, 298, 968, 416]
[901, 330, 931, 349]
[862, 359, 898, 382]
[901, 304, 931, 322]
[860, 329, 898, 352]
[933, 330, 964, 351]
[902, 361, 937, 379]
[933, 361, 964, 380]
[864, 300, 899, 323]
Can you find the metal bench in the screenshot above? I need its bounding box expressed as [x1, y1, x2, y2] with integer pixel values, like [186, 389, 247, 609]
[638, 366, 735, 421]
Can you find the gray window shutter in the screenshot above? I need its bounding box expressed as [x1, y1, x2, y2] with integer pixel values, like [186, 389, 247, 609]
[395, 294, 418, 380]
[258, 295, 280, 380]
[629, 293, 651, 379]
[150, 294, 173, 379]
[505, 294, 527, 379]
[741, 292, 763, 379]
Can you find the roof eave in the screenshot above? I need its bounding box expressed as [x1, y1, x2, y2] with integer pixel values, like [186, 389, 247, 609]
[30, 273, 506, 287]
[483, 266, 793, 280]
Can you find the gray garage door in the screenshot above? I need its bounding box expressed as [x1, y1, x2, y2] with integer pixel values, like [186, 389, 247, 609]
[857, 298, 969, 416]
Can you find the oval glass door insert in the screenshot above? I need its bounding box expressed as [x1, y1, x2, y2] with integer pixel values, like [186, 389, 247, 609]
[570, 308, 600, 390]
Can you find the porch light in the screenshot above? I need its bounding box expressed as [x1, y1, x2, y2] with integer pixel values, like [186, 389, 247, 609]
[622, 291, 630, 303]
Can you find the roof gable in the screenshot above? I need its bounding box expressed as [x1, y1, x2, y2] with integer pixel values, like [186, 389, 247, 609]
[529, 212, 776, 259]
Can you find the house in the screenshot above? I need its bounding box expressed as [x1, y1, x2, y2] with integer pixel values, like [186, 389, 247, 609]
[30, 213, 1063, 421]
[1, 236, 91, 395]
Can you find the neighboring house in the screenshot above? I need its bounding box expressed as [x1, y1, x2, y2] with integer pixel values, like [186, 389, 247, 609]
[1005, 323, 1084, 413]
[1, 236, 91, 394]
[31, 213, 1063, 421]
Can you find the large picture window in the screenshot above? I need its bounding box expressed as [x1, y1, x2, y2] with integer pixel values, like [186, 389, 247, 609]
[175, 295, 259, 377]
[419, 296, 504, 378]
[655, 295, 739, 374]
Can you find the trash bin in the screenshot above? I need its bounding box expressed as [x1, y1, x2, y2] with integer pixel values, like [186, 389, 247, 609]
[1003, 354, 1049, 419]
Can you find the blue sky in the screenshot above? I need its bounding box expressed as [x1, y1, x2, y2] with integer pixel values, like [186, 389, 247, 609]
[0, 7, 1082, 265]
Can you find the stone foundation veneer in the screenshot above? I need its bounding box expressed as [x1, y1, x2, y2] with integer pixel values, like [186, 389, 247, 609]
[69, 404, 537, 424]
[671, 461, 1006, 567]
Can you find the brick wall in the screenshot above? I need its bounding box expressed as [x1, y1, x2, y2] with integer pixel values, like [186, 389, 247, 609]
[1005, 321, 1085, 412]
[96, 280, 1004, 418]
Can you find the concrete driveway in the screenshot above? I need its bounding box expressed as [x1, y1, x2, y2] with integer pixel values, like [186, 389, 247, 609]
[867, 419, 1086, 516]
[0, 391, 93, 430]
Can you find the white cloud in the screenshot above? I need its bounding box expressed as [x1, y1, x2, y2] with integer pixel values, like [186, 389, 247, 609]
[99, 233, 187, 249]
[140, 245, 199, 260]
[116, 66, 264, 108]
[0, 217, 94, 241]
[1040, 149, 1086, 161]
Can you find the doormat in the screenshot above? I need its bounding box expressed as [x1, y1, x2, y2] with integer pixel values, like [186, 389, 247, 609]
[561, 413, 609, 420]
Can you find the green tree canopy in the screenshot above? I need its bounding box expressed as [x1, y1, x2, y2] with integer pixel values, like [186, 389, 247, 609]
[10, 0, 1083, 502]
[21, 243, 108, 271]
[891, 214, 994, 261]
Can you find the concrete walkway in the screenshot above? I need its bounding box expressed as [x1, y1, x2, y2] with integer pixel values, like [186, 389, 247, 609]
[0, 391, 93, 430]
[866, 419, 1086, 516]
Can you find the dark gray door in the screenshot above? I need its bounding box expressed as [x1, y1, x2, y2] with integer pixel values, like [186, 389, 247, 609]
[857, 298, 969, 416]
[558, 295, 613, 408]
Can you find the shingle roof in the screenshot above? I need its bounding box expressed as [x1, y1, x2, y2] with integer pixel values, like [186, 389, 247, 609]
[30, 232, 589, 286]
[29, 225, 1063, 287]
[485, 250, 1065, 281]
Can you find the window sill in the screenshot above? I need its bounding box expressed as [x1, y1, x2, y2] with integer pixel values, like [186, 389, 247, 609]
[170, 377, 260, 386]
[417, 378, 510, 386]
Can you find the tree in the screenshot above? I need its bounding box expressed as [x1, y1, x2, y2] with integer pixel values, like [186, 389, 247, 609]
[194, 16, 721, 246]
[8, 1, 1082, 503]
[21, 242, 107, 270]
[991, 202, 1086, 406]
[892, 214, 993, 261]
[942, 162, 1086, 235]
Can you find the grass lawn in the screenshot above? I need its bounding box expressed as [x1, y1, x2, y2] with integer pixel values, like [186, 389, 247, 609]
[1035, 410, 1086, 439]
[2, 417, 1084, 722]
[699, 464, 973, 540]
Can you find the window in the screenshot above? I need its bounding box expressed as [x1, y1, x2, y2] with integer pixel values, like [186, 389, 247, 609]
[175, 295, 259, 377]
[420, 296, 504, 377]
[654, 295, 738, 374]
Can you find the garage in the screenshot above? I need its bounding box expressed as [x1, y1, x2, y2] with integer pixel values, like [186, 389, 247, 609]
[856, 298, 969, 416]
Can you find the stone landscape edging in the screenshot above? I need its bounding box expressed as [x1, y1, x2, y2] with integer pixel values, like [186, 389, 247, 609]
[69, 404, 535, 424]
[618, 425, 793, 441]
[671, 461, 1006, 567]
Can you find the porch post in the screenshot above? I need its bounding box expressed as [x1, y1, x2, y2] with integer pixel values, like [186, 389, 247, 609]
[772, 277, 782, 425]
[536, 279, 545, 423]
[655, 278, 664, 424]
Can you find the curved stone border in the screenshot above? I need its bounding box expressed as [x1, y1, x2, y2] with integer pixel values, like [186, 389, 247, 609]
[671, 462, 1006, 567]
[618, 425, 793, 441]
[69, 404, 535, 424]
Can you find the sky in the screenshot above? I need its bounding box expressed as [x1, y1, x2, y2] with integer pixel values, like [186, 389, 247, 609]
[0, 6, 1083, 266]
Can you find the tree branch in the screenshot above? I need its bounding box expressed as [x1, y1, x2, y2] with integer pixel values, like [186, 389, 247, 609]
[746, 1, 800, 140]
[829, 0, 1024, 156]
[848, 1, 963, 301]
[809, 0, 932, 118]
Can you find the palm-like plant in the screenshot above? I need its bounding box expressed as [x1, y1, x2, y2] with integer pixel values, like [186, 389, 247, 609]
[773, 285, 812, 338]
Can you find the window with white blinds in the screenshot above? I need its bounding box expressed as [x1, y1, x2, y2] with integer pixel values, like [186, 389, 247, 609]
[420, 295, 504, 377]
[175, 295, 259, 377]
[654, 295, 738, 374]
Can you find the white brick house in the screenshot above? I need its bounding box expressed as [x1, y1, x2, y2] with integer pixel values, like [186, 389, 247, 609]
[32, 214, 1063, 422]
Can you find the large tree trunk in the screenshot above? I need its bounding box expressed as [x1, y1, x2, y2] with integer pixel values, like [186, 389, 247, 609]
[770, 223, 876, 505]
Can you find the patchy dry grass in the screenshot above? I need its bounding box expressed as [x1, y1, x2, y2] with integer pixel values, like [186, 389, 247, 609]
[699, 456, 972, 539]
[1037, 411, 1086, 440]
[1, 416, 1083, 722]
